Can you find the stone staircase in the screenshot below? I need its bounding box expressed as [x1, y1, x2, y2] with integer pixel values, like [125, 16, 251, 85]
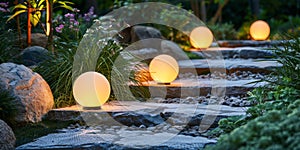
[17, 42, 281, 150]
[131, 47, 281, 99]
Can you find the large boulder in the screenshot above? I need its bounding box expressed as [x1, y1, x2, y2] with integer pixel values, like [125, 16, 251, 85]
[0, 63, 54, 123]
[0, 119, 16, 150]
[19, 46, 51, 67]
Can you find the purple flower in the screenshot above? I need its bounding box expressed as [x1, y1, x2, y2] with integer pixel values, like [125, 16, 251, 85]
[69, 18, 75, 23]
[0, 2, 8, 8]
[55, 27, 62, 33]
[0, 2, 9, 13]
[0, 7, 7, 12]
[82, 6, 97, 22]
[83, 14, 91, 22]
[74, 20, 79, 26]
[55, 24, 64, 33]
[64, 13, 74, 18]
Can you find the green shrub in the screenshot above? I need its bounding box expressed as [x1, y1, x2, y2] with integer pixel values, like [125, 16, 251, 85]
[208, 23, 238, 40]
[237, 21, 252, 40]
[270, 16, 300, 40]
[206, 101, 300, 150]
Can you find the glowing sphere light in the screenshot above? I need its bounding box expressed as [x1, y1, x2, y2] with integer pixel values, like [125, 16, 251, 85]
[250, 20, 270, 40]
[149, 54, 179, 84]
[73, 72, 110, 108]
[190, 26, 213, 49]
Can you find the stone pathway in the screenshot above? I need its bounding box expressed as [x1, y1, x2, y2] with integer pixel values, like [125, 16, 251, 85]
[18, 41, 282, 149]
[18, 101, 247, 149]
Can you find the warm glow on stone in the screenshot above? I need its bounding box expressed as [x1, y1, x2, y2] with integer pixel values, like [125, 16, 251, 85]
[134, 67, 153, 83]
[73, 72, 110, 107]
[250, 20, 270, 40]
[149, 55, 179, 84]
[190, 26, 213, 49]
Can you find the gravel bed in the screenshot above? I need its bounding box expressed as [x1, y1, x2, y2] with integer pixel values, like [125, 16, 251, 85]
[150, 95, 255, 107]
[179, 71, 265, 81]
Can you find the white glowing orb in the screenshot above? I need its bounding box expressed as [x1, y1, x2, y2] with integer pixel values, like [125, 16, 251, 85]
[73, 72, 110, 107]
[250, 20, 270, 40]
[149, 54, 179, 83]
[190, 26, 213, 49]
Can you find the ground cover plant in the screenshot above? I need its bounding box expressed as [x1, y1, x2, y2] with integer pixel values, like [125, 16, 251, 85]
[205, 35, 300, 149]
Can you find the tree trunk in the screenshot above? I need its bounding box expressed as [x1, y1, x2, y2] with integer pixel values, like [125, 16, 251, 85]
[46, 0, 54, 54]
[200, 0, 207, 22]
[210, 0, 229, 24]
[14, 0, 22, 48]
[27, 3, 32, 47]
[249, 0, 260, 18]
[190, 0, 200, 18]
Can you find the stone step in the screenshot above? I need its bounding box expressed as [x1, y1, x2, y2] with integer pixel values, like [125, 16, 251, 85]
[179, 59, 281, 74]
[45, 101, 247, 122]
[19, 101, 246, 150]
[131, 79, 266, 98]
[189, 47, 274, 59]
[215, 40, 287, 48]
[16, 130, 217, 150]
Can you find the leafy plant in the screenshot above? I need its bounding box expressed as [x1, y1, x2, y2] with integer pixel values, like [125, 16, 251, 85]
[208, 23, 237, 40]
[270, 16, 300, 40]
[237, 21, 252, 40]
[0, 90, 17, 125]
[206, 35, 300, 149]
[0, 5, 20, 64]
[7, 0, 74, 47]
[34, 38, 78, 107]
[7, 0, 73, 27]
[34, 37, 136, 107]
[205, 101, 300, 150]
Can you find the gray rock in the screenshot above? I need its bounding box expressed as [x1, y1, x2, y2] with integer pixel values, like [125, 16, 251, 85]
[19, 46, 51, 66]
[131, 26, 164, 43]
[0, 119, 16, 150]
[0, 63, 54, 123]
[112, 112, 164, 127]
[22, 33, 48, 48]
[117, 25, 164, 45]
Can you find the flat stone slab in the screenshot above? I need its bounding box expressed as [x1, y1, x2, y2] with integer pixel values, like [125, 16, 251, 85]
[16, 129, 216, 150]
[131, 78, 266, 98]
[20, 102, 247, 149]
[190, 47, 274, 59]
[216, 40, 287, 48]
[179, 59, 282, 74]
[46, 101, 247, 122]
